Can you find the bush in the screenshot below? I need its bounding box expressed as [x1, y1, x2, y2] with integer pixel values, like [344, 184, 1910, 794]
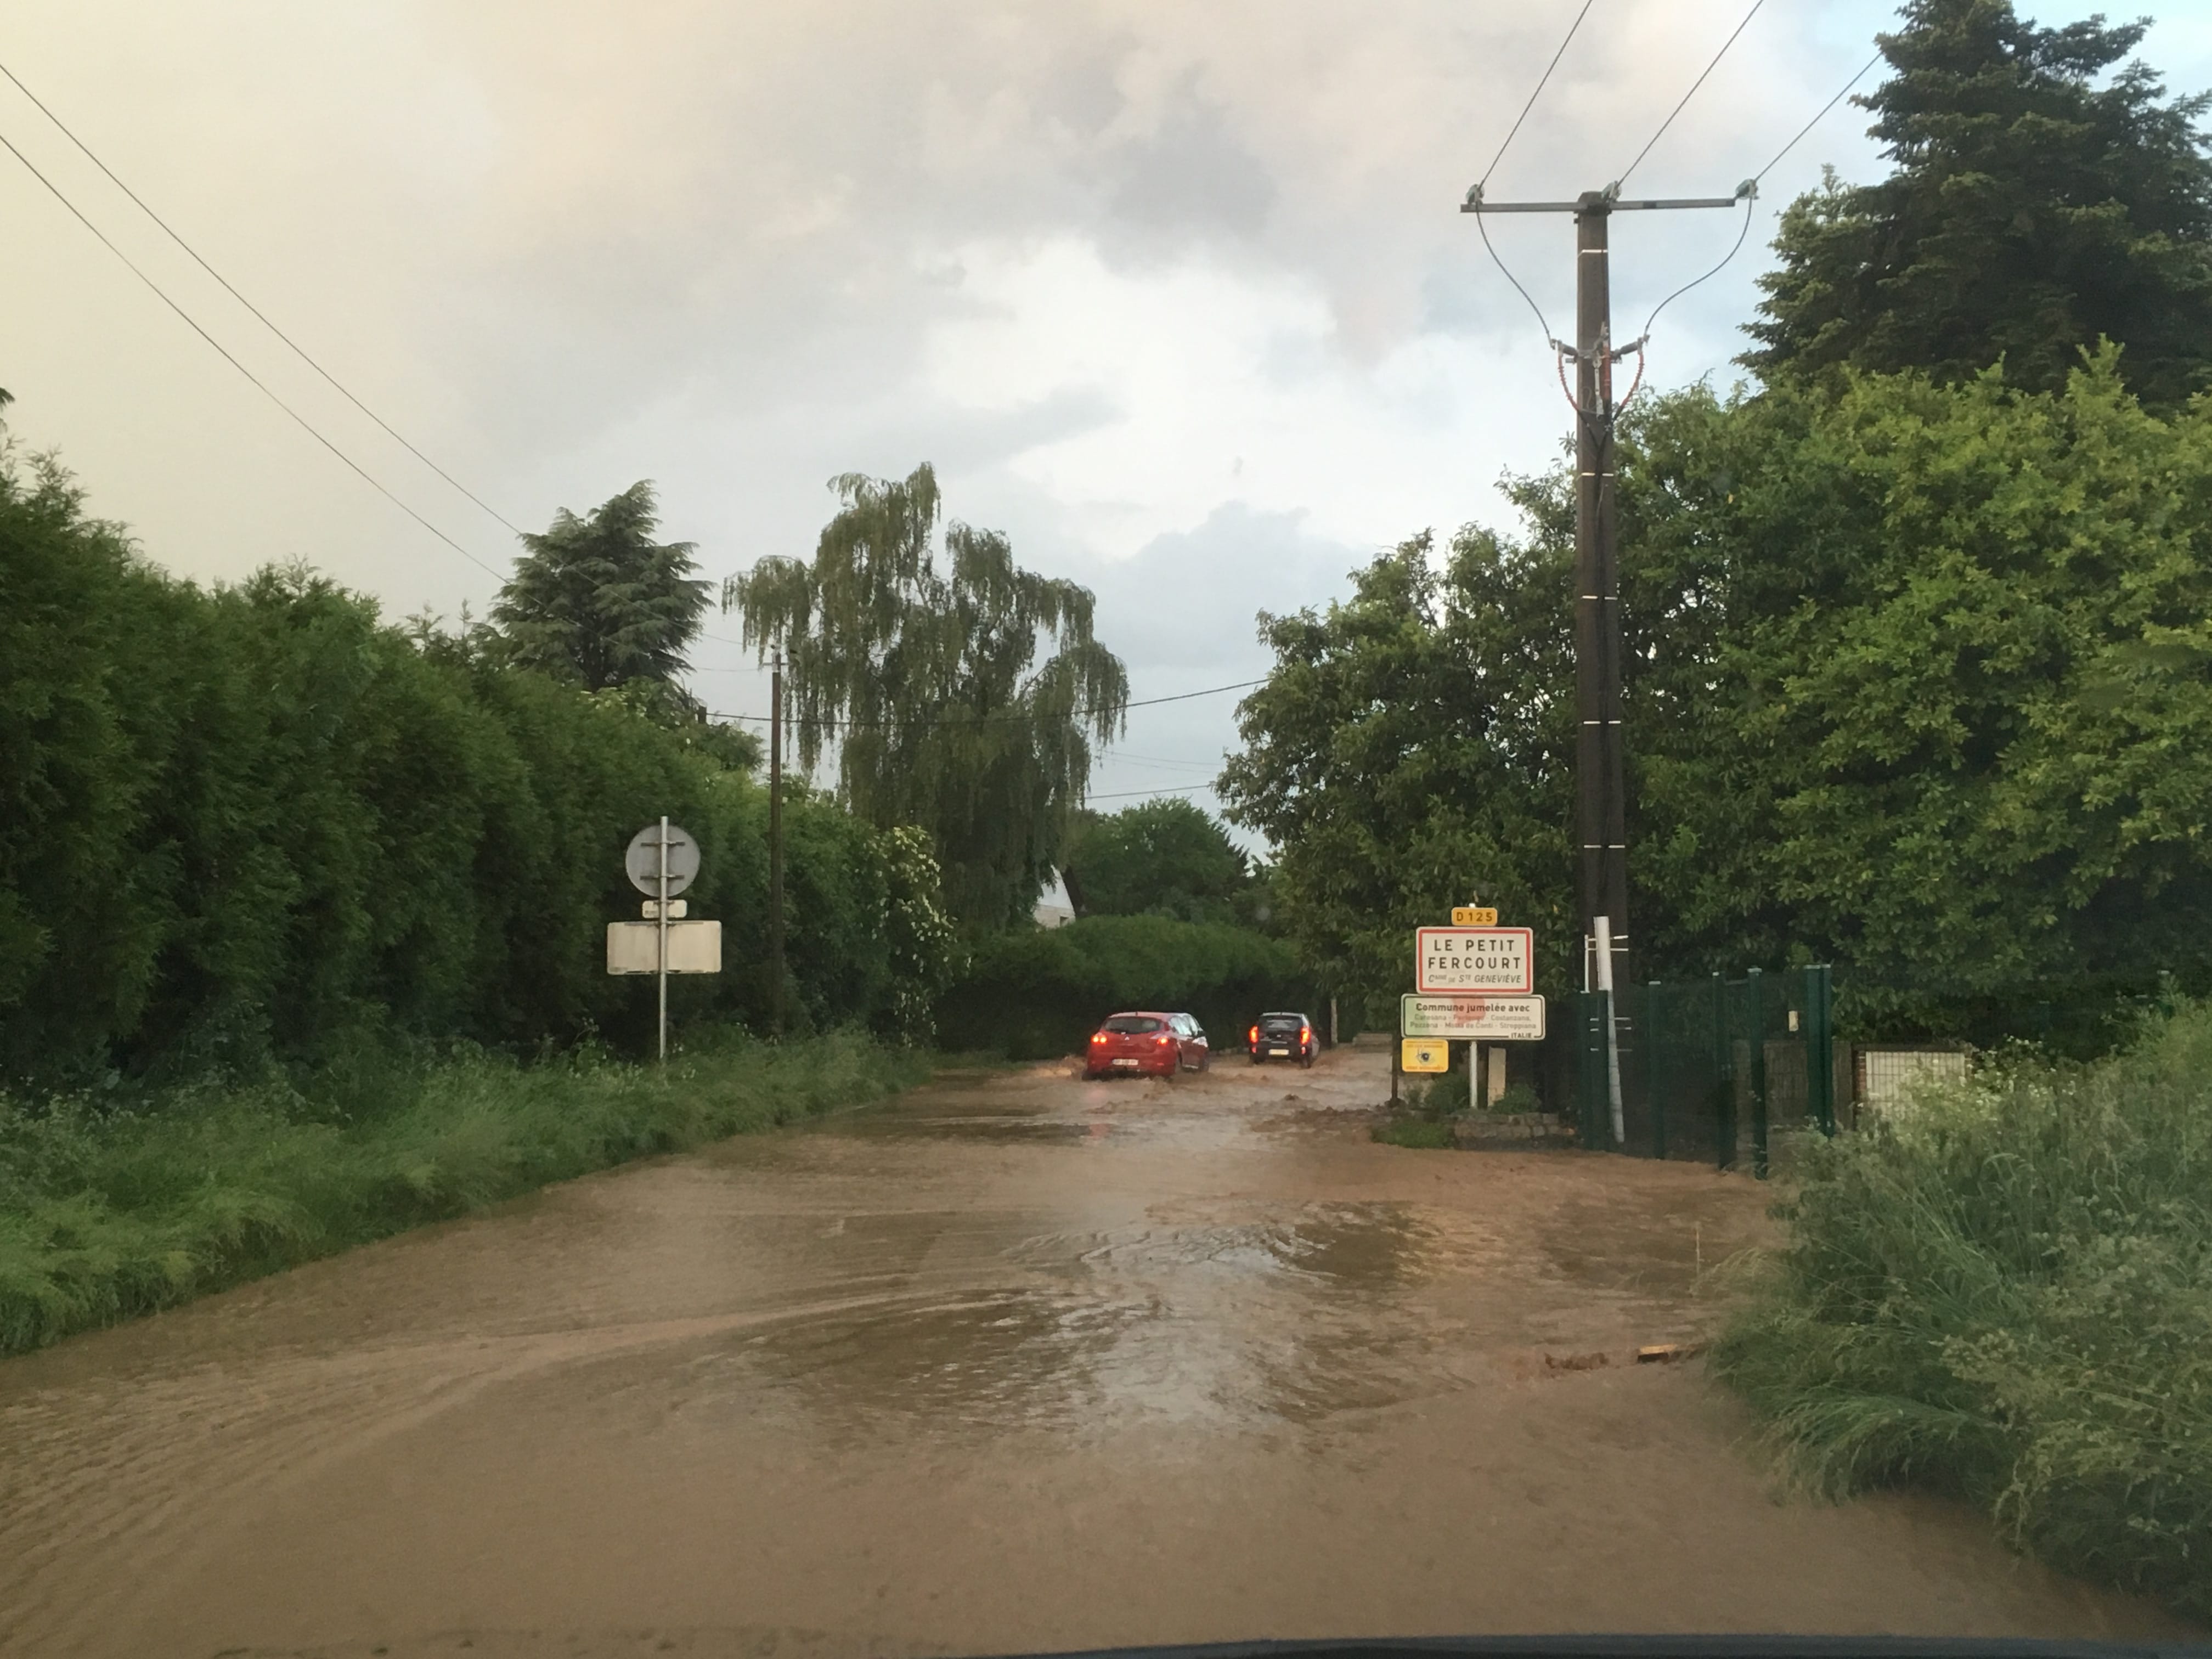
[0, 445, 953, 1084]
[935, 915, 1315, 1059]
[0, 1028, 928, 1355]
[1713, 1002, 2212, 1617]
[1420, 1070, 1471, 1114]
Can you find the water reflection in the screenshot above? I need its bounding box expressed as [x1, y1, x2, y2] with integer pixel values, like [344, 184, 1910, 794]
[671, 1201, 1455, 1446]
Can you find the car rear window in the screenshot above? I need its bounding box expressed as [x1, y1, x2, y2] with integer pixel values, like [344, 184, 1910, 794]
[1103, 1016, 1161, 1034]
[1260, 1014, 1304, 1031]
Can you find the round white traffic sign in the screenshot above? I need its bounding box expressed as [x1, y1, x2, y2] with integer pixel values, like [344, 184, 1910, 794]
[625, 822, 701, 897]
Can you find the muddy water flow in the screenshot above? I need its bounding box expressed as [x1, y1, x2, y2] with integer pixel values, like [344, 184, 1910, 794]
[0, 1051, 2190, 1657]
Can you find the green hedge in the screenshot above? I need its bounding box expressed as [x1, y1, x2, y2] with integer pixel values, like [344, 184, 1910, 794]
[936, 915, 1316, 1059]
[0, 447, 945, 1085]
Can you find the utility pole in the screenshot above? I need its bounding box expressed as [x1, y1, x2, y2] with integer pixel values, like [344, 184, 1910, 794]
[1461, 180, 1744, 997]
[769, 646, 786, 1035]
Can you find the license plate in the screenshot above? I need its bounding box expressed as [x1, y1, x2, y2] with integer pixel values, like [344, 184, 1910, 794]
[1269, 1047, 1290, 1056]
[1111, 1057, 1139, 1068]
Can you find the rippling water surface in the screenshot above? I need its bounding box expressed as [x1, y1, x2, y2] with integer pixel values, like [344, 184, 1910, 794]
[0, 1051, 2186, 1657]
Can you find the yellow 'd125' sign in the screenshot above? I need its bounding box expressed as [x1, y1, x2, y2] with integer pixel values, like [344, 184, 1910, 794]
[1451, 906, 1498, 927]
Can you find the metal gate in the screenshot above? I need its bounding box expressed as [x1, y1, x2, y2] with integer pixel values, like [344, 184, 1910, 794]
[1572, 966, 1836, 1175]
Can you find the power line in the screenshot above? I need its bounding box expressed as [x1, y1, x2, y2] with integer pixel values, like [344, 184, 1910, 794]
[1633, 52, 1886, 357]
[1480, 0, 1596, 189]
[1638, 191, 1756, 342]
[1617, 0, 1767, 190]
[1472, 207, 1559, 347]
[703, 676, 1264, 731]
[0, 58, 528, 541]
[1101, 749, 1221, 769]
[1464, 0, 1601, 351]
[0, 122, 509, 583]
[1087, 783, 1214, 802]
[1754, 53, 1881, 184]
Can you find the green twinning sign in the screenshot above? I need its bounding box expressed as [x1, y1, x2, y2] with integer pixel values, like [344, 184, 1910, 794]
[1400, 994, 1545, 1041]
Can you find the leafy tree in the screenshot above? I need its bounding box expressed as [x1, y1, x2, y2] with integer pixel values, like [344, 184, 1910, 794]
[1621, 349, 2212, 1037]
[1062, 798, 1250, 922]
[1218, 520, 1581, 1025]
[492, 481, 709, 691]
[1227, 353, 2212, 1043]
[880, 825, 958, 1044]
[586, 678, 762, 774]
[723, 464, 1128, 933]
[1745, 0, 2212, 406]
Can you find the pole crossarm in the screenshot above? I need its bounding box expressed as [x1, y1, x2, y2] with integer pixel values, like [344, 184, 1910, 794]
[1462, 181, 1752, 214]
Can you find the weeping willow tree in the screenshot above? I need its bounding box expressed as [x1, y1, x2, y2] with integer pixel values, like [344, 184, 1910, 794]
[724, 464, 1128, 933]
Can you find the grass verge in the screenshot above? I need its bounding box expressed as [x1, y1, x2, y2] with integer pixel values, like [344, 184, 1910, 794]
[1371, 1115, 1456, 1149]
[1711, 1003, 2212, 1619]
[0, 1027, 928, 1357]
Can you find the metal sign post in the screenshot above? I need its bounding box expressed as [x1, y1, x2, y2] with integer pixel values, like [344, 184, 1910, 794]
[615, 820, 710, 1061]
[1593, 913, 1625, 1147]
[657, 814, 670, 1063]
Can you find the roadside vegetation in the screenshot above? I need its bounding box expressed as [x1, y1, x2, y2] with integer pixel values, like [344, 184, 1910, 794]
[1714, 1002, 2212, 1618]
[0, 1028, 927, 1356]
[0, 443, 957, 1088]
[1371, 1074, 1546, 1148]
[935, 913, 1314, 1060]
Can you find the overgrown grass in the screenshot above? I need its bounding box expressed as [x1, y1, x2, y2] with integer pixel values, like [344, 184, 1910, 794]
[0, 1027, 928, 1357]
[1713, 1003, 2212, 1617]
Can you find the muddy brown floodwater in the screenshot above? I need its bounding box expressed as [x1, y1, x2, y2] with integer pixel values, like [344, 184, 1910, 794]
[0, 1049, 2193, 1658]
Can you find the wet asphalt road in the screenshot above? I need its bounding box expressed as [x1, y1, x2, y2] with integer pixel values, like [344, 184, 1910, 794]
[0, 1048, 2190, 1657]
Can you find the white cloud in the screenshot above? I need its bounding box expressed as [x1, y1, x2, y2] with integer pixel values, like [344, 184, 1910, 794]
[6, 0, 2199, 809]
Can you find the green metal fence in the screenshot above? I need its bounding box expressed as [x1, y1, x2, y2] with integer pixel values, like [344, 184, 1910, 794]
[1571, 964, 1835, 1175]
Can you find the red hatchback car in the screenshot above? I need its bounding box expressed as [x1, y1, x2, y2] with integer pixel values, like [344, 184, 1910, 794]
[1084, 1011, 1210, 1080]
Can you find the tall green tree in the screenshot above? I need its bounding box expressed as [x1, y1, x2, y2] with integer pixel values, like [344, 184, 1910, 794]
[1226, 353, 2212, 1042]
[1745, 0, 2212, 405]
[1217, 519, 1581, 1024]
[1622, 351, 2212, 1036]
[1062, 798, 1251, 923]
[492, 481, 709, 691]
[723, 464, 1128, 933]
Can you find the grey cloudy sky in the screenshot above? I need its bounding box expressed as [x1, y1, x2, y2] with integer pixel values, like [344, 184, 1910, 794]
[7, 1, 2210, 830]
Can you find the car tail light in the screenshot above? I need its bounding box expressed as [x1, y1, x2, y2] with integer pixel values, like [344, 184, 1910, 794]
[1156, 1034, 1173, 1047]
[1090, 1032, 1105, 1044]
[1300, 1025, 1312, 1044]
[1249, 1025, 1259, 1045]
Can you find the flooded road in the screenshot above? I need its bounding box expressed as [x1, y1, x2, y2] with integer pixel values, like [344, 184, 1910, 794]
[0, 1049, 2189, 1656]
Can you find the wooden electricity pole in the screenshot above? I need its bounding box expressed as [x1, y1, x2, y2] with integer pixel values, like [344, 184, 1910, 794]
[769, 645, 786, 1034]
[1460, 180, 1743, 995]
